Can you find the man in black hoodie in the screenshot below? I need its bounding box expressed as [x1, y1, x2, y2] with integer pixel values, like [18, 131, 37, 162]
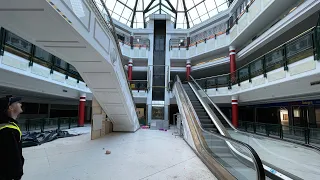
[0, 95, 24, 180]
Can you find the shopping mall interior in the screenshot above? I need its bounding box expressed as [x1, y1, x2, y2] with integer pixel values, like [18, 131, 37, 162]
[0, 0, 320, 179]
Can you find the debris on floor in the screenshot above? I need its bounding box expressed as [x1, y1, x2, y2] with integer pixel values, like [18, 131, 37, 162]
[105, 150, 111, 154]
[159, 128, 167, 131]
[22, 130, 77, 148]
[141, 125, 149, 129]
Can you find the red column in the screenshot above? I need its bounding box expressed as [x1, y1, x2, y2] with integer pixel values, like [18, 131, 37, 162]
[186, 60, 191, 81]
[229, 46, 236, 83]
[128, 59, 133, 81]
[78, 93, 86, 127]
[232, 96, 238, 128]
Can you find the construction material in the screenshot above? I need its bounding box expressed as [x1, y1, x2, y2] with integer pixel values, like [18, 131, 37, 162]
[22, 130, 76, 148]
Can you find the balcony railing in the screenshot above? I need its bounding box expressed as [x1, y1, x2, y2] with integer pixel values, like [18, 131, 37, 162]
[0, 28, 84, 82]
[169, 38, 187, 50]
[238, 121, 320, 146]
[18, 117, 78, 132]
[195, 27, 318, 90]
[129, 80, 148, 92]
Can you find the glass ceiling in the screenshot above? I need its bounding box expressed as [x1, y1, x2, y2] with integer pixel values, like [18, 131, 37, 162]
[97, 0, 231, 29]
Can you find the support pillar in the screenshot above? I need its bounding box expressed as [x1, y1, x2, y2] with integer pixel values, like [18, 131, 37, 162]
[78, 93, 86, 127]
[128, 59, 133, 81]
[229, 46, 236, 83]
[232, 95, 238, 128]
[186, 60, 191, 81]
[130, 36, 134, 49]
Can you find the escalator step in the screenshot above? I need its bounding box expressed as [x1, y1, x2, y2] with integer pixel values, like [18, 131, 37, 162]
[203, 124, 215, 128]
[204, 128, 219, 133]
[191, 101, 201, 104]
[196, 112, 207, 116]
[212, 153, 234, 158]
[200, 119, 213, 124]
[196, 109, 205, 111]
[198, 116, 210, 119]
[208, 146, 229, 153]
[205, 139, 226, 146]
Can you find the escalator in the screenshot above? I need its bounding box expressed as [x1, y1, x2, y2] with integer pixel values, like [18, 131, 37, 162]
[183, 84, 260, 179]
[185, 75, 320, 180]
[174, 76, 268, 180]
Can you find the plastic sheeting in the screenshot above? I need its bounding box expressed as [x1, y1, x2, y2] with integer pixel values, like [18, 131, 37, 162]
[22, 130, 76, 148]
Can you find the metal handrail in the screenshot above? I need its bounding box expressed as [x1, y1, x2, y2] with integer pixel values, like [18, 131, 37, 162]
[190, 75, 237, 131]
[194, 27, 315, 82]
[238, 121, 320, 152]
[192, 72, 320, 153]
[187, 75, 304, 179]
[175, 75, 265, 180]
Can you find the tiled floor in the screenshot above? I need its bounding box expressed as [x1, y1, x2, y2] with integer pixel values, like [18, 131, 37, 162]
[22, 127, 216, 180]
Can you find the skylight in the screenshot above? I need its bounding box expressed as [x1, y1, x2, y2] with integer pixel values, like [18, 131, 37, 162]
[95, 0, 231, 29]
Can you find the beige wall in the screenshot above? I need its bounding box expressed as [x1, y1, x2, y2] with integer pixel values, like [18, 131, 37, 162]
[91, 97, 112, 140]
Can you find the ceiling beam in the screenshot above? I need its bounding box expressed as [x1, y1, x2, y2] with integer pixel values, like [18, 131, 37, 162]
[130, 0, 139, 28]
[146, 3, 160, 14]
[143, 0, 146, 28]
[164, 0, 177, 13]
[144, 0, 155, 13]
[161, 3, 176, 14]
[182, 0, 190, 28]
[116, 0, 134, 11]
[186, 0, 205, 12]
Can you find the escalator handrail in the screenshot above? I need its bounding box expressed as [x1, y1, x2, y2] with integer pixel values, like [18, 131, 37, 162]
[189, 75, 237, 131]
[174, 78, 237, 180]
[190, 75, 320, 152]
[176, 75, 266, 180]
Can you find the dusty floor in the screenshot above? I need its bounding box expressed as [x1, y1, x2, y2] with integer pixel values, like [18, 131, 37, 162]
[22, 127, 216, 180]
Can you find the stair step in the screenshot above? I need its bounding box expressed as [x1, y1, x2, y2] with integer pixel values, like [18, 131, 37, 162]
[205, 139, 227, 146]
[212, 153, 234, 159]
[203, 123, 215, 128]
[198, 116, 210, 119]
[204, 128, 219, 133]
[196, 112, 207, 116]
[200, 119, 212, 124]
[208, 146, 230, 153]
[195, 109, 206, 113]
[191, 102, 201, 105]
